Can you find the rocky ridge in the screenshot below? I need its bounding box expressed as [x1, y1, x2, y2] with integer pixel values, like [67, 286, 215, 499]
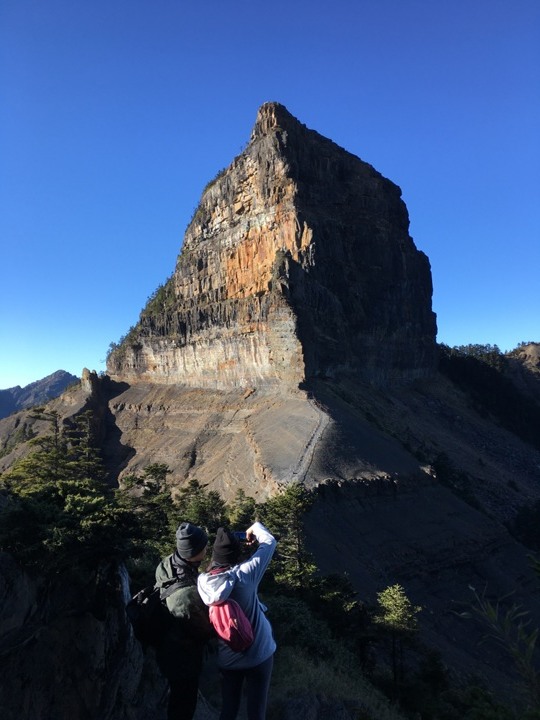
[0, 370, 78, 420]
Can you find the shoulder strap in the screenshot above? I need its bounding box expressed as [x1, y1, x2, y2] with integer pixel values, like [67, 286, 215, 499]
[158, 573, 195, 600]
[209, 565, 230, 575]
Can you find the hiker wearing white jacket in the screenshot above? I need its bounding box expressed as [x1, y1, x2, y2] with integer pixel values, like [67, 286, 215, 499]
[197, 522, 277, 720]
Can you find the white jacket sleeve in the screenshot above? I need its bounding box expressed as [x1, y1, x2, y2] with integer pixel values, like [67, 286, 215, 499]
[236, 522, 276, 585]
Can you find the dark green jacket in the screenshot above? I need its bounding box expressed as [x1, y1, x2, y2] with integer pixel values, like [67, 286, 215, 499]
[154, 552, 212, 680]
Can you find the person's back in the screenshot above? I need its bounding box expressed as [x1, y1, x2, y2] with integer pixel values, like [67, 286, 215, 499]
[155, 551, 212, 662]
[155, 522, 213, 720]
[198, 523, 277, 720]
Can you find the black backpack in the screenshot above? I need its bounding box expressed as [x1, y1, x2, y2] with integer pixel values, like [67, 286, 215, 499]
[126, 577, 189, 647]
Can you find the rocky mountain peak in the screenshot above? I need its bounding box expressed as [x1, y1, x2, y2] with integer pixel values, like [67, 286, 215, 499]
[250, 101, 304, 139]
[108, 103, 437, 388]
[0, 370, 79, 420]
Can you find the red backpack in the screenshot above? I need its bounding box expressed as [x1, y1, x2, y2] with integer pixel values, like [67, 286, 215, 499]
[209, 598, 254, 652]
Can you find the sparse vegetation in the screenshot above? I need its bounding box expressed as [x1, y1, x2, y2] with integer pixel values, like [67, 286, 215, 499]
[438, 343, 540, 451]
[106, 324, 138, 363]
[201, 166, 227, 196]
[0, 420, 36, 459]
[1, 407, 537, 719]
[106, 276, 178, 363]
[0, 410, 138, 572]
[457, 584, 540, 716]
[141, 275, 177, 317]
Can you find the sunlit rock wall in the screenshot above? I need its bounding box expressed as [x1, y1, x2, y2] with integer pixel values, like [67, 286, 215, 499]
[108, 102, 436, 388]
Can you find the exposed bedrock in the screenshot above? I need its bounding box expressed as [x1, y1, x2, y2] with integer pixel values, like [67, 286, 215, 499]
[107, 102, 436, 388]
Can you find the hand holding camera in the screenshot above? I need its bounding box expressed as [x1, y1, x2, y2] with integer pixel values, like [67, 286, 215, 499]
[233, 528, 258, 549]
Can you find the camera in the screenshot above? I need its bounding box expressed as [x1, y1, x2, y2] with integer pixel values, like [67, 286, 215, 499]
[232, 531, 247, 541]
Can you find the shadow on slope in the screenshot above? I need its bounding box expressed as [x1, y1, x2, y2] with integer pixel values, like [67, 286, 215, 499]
[302, 378, 429, 486]
[300, 373, 540, 701]
[83, 376, 136, 485]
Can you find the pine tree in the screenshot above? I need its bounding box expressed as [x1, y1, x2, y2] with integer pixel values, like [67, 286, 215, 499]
[259, 482, 316, 591]
[173, 478, 228, 536]
[374, 583, 421, 697]
[118, 465, 175, 560]
[0, 409, 137, 570]
[64, 411, 106, 483]
[227, 488, 257, 529]
[141, 463, 172, 494]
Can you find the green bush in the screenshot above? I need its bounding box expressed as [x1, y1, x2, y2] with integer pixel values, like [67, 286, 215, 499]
[265, 594, 335, 659]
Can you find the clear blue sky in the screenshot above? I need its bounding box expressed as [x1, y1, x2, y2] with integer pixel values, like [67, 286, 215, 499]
[1, 0, 539, 389]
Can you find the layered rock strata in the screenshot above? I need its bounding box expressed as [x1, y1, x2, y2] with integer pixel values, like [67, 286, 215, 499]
[107, 102, 437, 387]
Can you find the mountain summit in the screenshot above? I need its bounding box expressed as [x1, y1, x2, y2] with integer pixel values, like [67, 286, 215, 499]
[107, 102, 436, 388]
[0, 370, 78, 420]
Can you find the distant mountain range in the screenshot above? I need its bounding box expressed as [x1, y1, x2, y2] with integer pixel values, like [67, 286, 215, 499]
[0, 370, 79, 420]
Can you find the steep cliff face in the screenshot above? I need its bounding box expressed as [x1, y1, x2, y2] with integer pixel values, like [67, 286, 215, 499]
[107, 103, 436, 387]
[0, 554, 168, 720]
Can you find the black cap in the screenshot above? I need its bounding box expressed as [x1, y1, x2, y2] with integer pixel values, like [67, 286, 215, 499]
[211, 527, 241, 566]
[175, 522, 208, 559]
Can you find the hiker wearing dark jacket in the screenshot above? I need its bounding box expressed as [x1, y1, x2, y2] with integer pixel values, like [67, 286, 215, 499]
[155, 522, 213, 720]
[198, 522, 277, 720]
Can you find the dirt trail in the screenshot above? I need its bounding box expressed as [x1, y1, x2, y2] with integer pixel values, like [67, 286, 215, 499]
[283, 397, 330, 484]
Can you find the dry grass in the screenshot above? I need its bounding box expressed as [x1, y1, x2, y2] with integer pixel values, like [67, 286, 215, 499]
[198, 644, 407, 720]
[268, 646, 407, 720]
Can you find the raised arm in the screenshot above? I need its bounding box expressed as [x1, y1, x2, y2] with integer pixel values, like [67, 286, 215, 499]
[237, 521, 276, 584]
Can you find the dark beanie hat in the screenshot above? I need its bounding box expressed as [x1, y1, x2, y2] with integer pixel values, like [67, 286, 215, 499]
[176, 522, 208, 559]
[212, 527, 241, 566]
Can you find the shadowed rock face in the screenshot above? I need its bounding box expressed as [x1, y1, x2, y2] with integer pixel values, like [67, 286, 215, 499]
[107, 102, 437, 388]
[0, 555, 168, 720]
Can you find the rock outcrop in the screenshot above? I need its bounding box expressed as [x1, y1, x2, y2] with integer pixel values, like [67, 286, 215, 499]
[0, 554, 168, 720]
[107, 102, 436, 388]
[507, 342, 540, 402]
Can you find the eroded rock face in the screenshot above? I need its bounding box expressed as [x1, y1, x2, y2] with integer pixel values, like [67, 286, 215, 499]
[0, 555, 167, 720]
[108, 102, 436, 387]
